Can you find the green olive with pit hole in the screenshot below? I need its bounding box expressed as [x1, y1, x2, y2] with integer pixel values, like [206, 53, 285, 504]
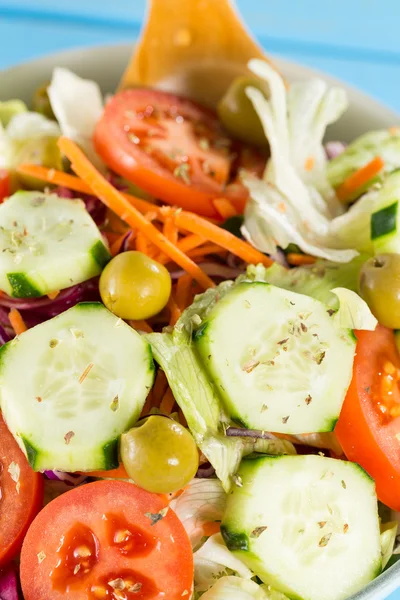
[217, 76, 269, 147]
[120, 415, 199, 494]
[359, 253, 400, 328]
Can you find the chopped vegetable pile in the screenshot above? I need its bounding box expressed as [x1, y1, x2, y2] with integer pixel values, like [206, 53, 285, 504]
[1, 56, 400, 600]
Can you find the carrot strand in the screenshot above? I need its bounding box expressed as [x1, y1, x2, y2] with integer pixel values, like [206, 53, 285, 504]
[110, 231, 130, 256]
[336, 156, 385, 202]
[213, 198, 237, 220]
[163, 213, 179, 245]
[168, 209, 272, 267]
[47, 290, 60, 300]
[129, 320, 154, 334]
[9, 309, 27, 335]
[187, 243, 227, 260]
[57, 138, 215, 290]
[168, 294, 182, 326]
[152, 371, 169, 407]
[286, 253, 316, 266]
[17, 164, 158, 215]
[159, 388, 176, 415]
[202, 521, 221, 537]
[176, 274, 194, 311]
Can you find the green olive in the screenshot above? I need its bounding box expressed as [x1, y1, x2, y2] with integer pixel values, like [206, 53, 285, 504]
[99, 251, 171, 320]
[32, 83, 56, 120]
[359, 253, 400, 328]
[120, 415, 199, 494]
[217, 76, 269, 147]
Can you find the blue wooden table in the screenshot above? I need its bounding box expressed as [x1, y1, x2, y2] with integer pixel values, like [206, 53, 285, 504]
[0, 1, 399, 598]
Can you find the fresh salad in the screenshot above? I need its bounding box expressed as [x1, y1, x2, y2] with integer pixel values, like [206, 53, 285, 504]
[0, 54, 400, 600]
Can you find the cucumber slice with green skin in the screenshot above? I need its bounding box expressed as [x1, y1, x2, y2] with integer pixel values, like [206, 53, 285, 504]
[0, 302, 154, 472]
[0, 191, 111, 297]
[221, 455, 382, 600]
[194, 282, 355, 434]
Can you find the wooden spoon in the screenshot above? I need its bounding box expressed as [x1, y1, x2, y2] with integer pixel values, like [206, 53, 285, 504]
[119, 0, 271, 108]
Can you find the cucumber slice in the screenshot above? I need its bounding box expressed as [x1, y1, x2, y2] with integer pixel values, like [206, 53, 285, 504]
[368, 171, 400, 254]
[0, 191, 110, 297]
[194, 282, 355, 434]
[221, 455, 382, 600]
[0, 303, 154, 471]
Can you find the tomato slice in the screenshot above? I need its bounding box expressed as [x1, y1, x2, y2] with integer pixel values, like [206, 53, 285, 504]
[336, 326, 400, 510]
[94, 89, 249, 218]
[0, 416, 43, 566]
[21, 480, 193, 600]
[0, 170, 10, 203]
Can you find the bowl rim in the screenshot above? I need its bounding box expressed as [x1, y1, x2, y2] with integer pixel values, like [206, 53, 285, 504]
[0, 41, 399, 600]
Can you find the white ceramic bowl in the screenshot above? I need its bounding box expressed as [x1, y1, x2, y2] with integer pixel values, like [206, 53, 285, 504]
[0, 43, 399, 600]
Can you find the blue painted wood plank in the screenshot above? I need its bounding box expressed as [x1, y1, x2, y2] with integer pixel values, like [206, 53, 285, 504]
[1, 0, 400, 59]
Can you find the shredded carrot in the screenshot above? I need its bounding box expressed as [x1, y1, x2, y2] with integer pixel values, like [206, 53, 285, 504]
[213, 198, 237, 220]
[159, 388, 176, 415]
[84, 464, 130, 479]
[140, 390, 155, 416]
[176, 275, 194, 311]
[8, 309, 27, 335]
[177, 233, 206, 253]
[57, 139, 215, 290]
[187, 243, 226, 261]
[167, 294, 181, 326]
[202, 521, 221, 537]
[152, 370, 169, 407]
[163, 213, 179, 245]
[157, 233, 206, 265]
[286, 253, 316, 266]
[102, 231, 122, 247]
[304, 156, 315, 171]
[47, 290, 60, 300]
[168, 486, 188, 501]
[178, 407, 188, 427]
[110, 231, 129, 256]
[135, 230, 150, 255]
[167, 209, 272, 267]
[336, 156, 385, 202]
[129, 320, 153, 333]
[17, 164, 158, 216]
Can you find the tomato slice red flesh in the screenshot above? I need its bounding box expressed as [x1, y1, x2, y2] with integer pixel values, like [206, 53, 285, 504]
[20, 480, 193, 600]
[0, 416, 43, 566]
[93, 89, 260, 218]
[336, 326, 400, 510]
[0, 170, 10, 203]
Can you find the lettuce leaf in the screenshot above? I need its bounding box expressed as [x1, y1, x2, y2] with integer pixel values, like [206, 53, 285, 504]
[241, 59, 385, 263]
[194, 534, 253, 593]
[170, 479, 226, 550]
[0, 111, 62, 172]
[380, 521, 398, 570]
[48, 68, 104, 169]
[200, 576, 288, 600]
[331, 287, 377, 330]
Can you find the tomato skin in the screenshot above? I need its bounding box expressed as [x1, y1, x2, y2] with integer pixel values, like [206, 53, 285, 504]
[20, 480, 193, 600]
[0, 170, 10, 203]
[94, 89, 237, 218]
[0, 416, 43, 566]
[336, 326, 400, 510]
